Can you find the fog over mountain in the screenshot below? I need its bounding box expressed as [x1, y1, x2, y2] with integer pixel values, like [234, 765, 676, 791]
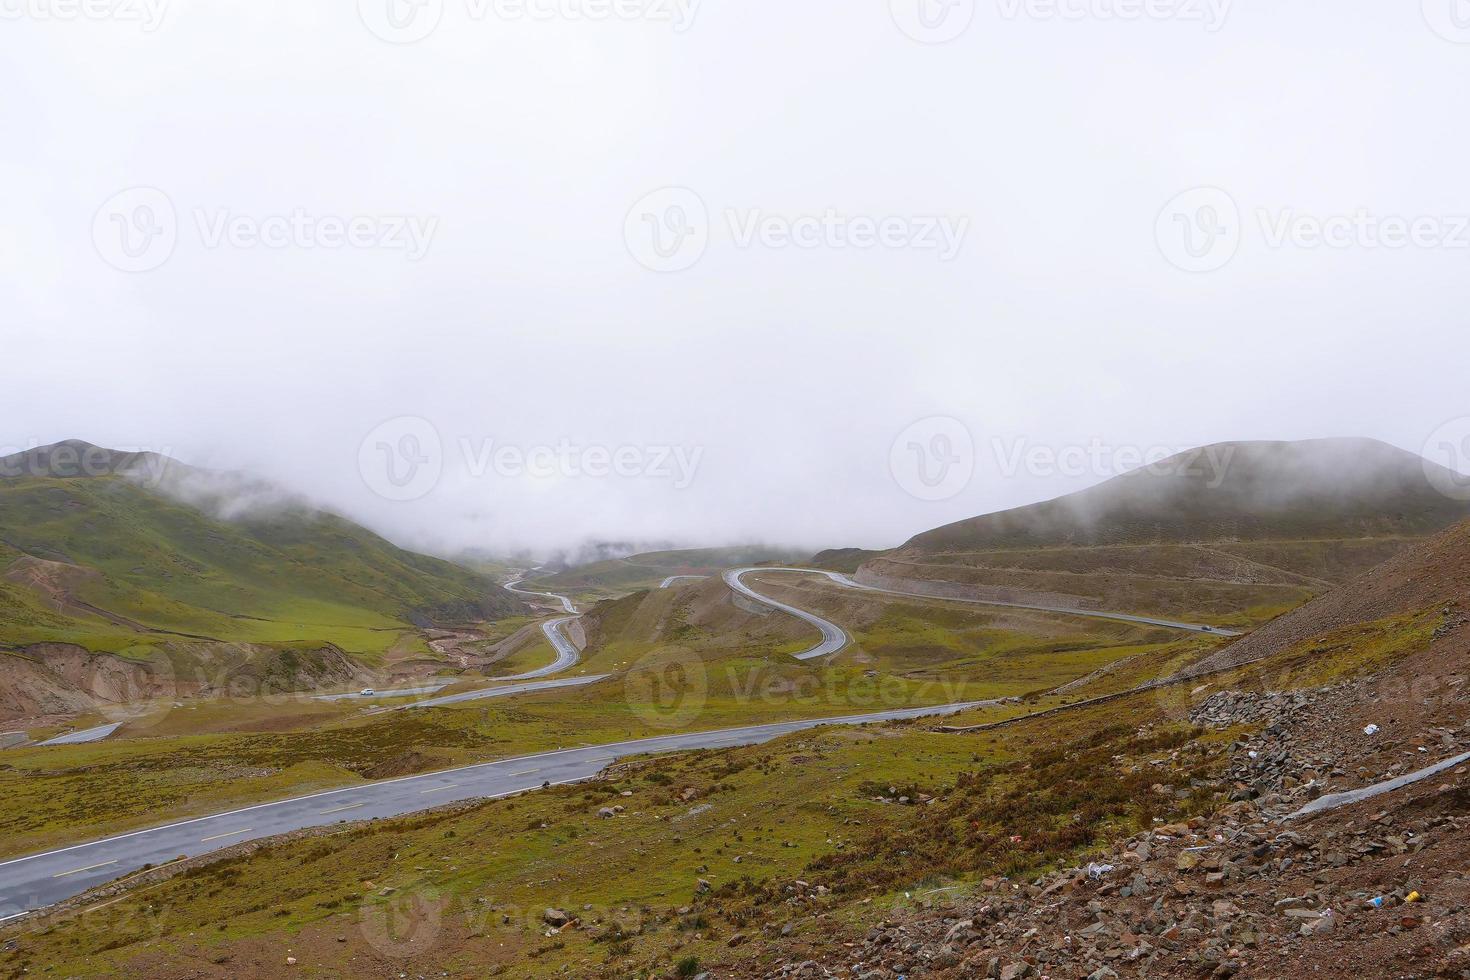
[5, 1, 1470, 554]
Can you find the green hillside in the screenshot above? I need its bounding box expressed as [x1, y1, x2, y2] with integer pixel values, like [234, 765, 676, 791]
[0, 441, 519, 659]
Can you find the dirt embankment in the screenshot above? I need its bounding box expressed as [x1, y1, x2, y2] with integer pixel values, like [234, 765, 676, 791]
[0, 642, 374, 725]
[854, 559, 1101, 610]
[1186, 519, 1470, 677]
[0, 645, 165, 721]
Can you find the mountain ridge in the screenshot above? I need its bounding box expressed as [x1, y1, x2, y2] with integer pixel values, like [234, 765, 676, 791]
[900, 437, 1469, 554]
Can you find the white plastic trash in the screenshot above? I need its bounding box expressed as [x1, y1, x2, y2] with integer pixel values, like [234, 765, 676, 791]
[1364, 724, 1380, 736]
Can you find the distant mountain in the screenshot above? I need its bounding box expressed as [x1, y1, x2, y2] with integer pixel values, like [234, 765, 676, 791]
[901, 438, 1470, 554]
[530, 545, 810, 594]
[0, 441, 521, 659]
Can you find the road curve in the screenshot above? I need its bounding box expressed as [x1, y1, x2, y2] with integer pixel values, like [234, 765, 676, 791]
[406, 674, 610, 709]
[0, 698, 991, 922]
[313, 685, 450, 703]
[498, 616, 583, 681]
[400, 612, 591, 709]
[726, 567, 1238, 646]
[723, 568, 851, 660]
[0, 567, 1228, 921]
[36, 723, 123, 746]
[660, 575, 708, 589]
[505, 578, 578, 614]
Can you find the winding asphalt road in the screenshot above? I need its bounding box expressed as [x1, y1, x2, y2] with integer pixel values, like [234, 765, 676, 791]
[725, 567, 1238, 653]
[401, 615, 598, 710]
[35, 723, 123, 746]
[723, 568, 852, 660]
[0, 566, 1229, 921]
[312, 685, 450, 703]
[505, 577, 578, 614]
[497, 616, 583, 681]
[0, 699, 991, 923]
[404, 674, 610, 709]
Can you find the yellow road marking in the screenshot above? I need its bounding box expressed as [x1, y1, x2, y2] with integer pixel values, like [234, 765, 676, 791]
[320, 803, 365, 815]
[53, 860, 117, 878]
[200, 828, 251, 843]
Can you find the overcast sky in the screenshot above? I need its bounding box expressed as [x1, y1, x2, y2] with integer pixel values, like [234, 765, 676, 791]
[4, 0, 1470, 557]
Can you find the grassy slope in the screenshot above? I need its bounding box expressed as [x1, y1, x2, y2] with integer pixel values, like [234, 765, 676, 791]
[3, 695, 1231, 979]
[0, 576, 1205, 858]
[902, 439, 1470, 554]
[0, 474, 514, 658]
[871, 441, 1470, 624]
[9, 598, 1445, 979]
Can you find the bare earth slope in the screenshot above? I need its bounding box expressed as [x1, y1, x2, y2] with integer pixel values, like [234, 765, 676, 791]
[1184, 517, 1470, 677]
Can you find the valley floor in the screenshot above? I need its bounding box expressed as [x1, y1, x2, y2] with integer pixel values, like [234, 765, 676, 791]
[4, 541, 1466, 978]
